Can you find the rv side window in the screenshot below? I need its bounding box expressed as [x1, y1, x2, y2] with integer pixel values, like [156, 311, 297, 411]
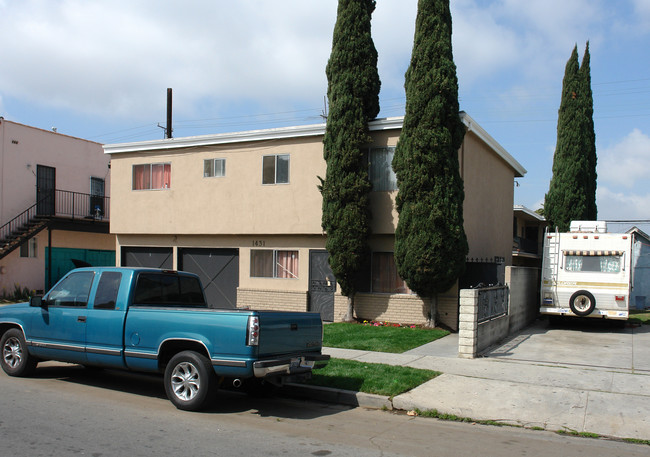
[565, 255, 621, 273]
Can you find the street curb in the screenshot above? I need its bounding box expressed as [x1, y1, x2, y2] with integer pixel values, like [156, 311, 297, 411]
[284, 383, 393, 410]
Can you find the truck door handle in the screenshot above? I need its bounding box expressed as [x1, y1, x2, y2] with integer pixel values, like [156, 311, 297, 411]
[77, 316, 87, 323]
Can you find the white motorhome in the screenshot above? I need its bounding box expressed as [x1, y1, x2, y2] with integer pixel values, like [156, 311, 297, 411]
[541, 221, 632, 320]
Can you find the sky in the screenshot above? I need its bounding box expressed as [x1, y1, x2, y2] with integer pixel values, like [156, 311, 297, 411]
[1, 0, 649, 230]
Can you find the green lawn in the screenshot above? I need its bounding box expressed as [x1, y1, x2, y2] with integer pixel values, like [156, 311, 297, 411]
[629, 310, 650, 325]
[308, 358, 440, 397]
[323, 322, 449, 353]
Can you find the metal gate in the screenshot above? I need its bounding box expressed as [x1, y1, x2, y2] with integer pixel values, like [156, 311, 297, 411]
[179, 248, 239, 309]
[121, 247, 173, 269]
[36, 165, 56, 215]
[309, 250, 336, 322]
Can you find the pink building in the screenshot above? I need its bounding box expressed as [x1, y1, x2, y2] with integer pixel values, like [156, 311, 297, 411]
[0, 119, 115, 295]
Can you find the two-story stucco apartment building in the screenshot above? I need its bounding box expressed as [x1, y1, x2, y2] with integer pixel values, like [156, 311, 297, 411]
[0, 119, 115, 295]
[104, 113, 525, 330]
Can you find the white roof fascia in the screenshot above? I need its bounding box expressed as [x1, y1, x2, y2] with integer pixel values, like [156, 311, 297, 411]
[513, 205, 546, 222]
[103, 114, 527, 178]
[460, 112, 527, 178]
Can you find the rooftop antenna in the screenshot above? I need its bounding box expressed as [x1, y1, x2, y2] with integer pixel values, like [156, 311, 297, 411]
[320, 95, 328, 120]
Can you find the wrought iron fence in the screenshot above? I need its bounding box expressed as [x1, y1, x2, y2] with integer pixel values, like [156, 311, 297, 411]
[477, 285, 509, 323]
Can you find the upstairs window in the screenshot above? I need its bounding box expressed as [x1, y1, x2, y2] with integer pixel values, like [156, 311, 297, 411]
[133, 163, 171, 190]
[262, 154, 289, 184]
[368, 147, 397, 191]
[204, 158, 226, 178]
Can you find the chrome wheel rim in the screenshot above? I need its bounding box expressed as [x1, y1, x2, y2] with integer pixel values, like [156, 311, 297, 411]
[170, 361, 200, 401]
[3, 336, 22, 369]
[574, 295, 592, 313]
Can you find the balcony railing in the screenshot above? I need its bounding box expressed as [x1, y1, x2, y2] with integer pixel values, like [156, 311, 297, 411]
[513, 236, 539, 254]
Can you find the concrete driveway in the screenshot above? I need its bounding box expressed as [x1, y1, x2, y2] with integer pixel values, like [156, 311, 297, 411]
[483, 317, 650, 373]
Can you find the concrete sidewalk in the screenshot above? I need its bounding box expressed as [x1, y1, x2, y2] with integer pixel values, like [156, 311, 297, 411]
[312, 325, 650, 441]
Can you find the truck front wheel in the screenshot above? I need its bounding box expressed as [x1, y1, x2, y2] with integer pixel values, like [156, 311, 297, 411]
[569, 290, 596, 317]
[164, 351, 217, 411]
[1, 328, 37, 377]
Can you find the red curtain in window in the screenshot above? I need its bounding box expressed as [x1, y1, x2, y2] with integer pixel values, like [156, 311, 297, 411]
[275, 251, 299, 279]
[251, 250, 273, 277]
[151, 163, 171, 189]
[133, 164, 150, 190]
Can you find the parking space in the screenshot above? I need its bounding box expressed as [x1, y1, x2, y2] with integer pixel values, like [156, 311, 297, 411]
[484, 317, 650, 373]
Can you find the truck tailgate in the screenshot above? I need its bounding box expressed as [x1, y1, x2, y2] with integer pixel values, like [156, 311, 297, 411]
[257, 311, 324, 357]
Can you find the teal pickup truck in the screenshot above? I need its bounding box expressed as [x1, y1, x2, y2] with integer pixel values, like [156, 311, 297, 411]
[0, 267, 329, 411]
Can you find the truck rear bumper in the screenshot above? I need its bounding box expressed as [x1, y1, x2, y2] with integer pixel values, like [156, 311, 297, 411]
[253, 354, 330, 378]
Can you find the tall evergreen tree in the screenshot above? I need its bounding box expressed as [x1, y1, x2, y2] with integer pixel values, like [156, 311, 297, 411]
[392, 0, 467, 328]
[580, 42, 598, 220]
[320, 0, 380, 321]
[544, 43, 597, 231]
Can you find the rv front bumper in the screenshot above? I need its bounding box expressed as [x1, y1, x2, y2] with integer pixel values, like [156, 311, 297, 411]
[540, 307, 629, 319]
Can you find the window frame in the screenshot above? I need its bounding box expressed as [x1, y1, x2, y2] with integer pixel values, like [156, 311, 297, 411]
[368, 147, 397, 192]
[250, 249, 299, 279]
[262, 154, 290, 185]
[132, 162, 172, 190]
[203, 158, 226, 178]
[370, 252, 413, 295]
[19, 237, 37, 258]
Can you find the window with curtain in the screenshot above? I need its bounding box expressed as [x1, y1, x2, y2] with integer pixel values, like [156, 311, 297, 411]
[262, 154, 290, 184]
[132, 163, 171, 190]
[250, 249, 299, 279]
[368, 147, 397, 191]
[565, 255, 621, 273]
[204, 158, 226, 178]
[371, 252, 412, 294]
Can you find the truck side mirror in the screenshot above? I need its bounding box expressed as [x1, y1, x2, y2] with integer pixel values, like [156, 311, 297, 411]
[30, 295, 46, 308]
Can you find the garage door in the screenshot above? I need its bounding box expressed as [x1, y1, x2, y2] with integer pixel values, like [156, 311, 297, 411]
[179, 248, 239, 309]
[121, 247, 173, 269]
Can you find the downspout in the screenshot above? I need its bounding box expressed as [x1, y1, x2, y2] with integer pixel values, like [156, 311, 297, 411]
[47, 224, 52, 290]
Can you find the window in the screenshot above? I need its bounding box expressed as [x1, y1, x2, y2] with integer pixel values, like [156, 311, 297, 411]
[565, 255, 621, 273]
[250, 250, 299, 279]
[46, 271, 95, 307]
[132, 163, 171, 190]
[94, 272, 122, 310]
[133, 273, 206, 307]
[262, 154, 289, 184]
[368, 147, 397, 191]
[204, 158, 226, 178]
[371, 252, 412, 294]
[19, 237, 37, 258]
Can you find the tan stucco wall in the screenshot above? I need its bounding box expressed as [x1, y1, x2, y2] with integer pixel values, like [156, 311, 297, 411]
[461, 130, 514, 264]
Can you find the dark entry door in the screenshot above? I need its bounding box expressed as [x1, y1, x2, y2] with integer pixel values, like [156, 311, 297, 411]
[309, 250, 336, 322]
[179, 248, 239, 309]
[36, 165, 56, 215]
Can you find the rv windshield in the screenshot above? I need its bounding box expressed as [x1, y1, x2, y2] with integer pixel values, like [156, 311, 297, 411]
[565, 255, 621, 273]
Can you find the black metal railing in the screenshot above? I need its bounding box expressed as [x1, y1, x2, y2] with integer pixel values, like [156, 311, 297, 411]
[477, 285, 509, 323]
[513, 236, 539, 254]
[1, 190, 110, 242]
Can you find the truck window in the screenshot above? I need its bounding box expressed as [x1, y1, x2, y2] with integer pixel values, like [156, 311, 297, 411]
[46, 271, 95, 307]
[565, 255, 621, 273]
[94, 272, 122, 310]
[133, 273, 207, 308]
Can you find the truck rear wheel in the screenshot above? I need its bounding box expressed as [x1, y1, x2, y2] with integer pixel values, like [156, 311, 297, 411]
[569, 290, 596, 317]
[1, 328, 37, 377]
[164, 351, 217, 411]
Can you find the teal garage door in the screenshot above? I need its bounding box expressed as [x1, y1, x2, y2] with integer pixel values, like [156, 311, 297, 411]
[45, 248, 116, 288]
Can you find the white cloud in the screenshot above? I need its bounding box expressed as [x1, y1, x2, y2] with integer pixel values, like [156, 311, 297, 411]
[596, 128, 650, 219]
[598, 129, 650, 188]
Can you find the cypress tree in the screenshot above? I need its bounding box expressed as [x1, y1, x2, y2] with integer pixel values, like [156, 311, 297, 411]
[392, 0, 467, 327]
[580, 42, 598, 220]
[544, 43, 597, 231]
[320, 0, 380, 321]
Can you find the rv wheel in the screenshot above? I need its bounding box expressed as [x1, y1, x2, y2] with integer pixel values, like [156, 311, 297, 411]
[569, 290, 596, 317]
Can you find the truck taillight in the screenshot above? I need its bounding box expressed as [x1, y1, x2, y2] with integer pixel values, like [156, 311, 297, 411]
[247, 316, 260, 346]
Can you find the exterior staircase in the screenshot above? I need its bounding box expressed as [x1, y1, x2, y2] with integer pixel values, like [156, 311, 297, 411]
[0, 202, 49, 260]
